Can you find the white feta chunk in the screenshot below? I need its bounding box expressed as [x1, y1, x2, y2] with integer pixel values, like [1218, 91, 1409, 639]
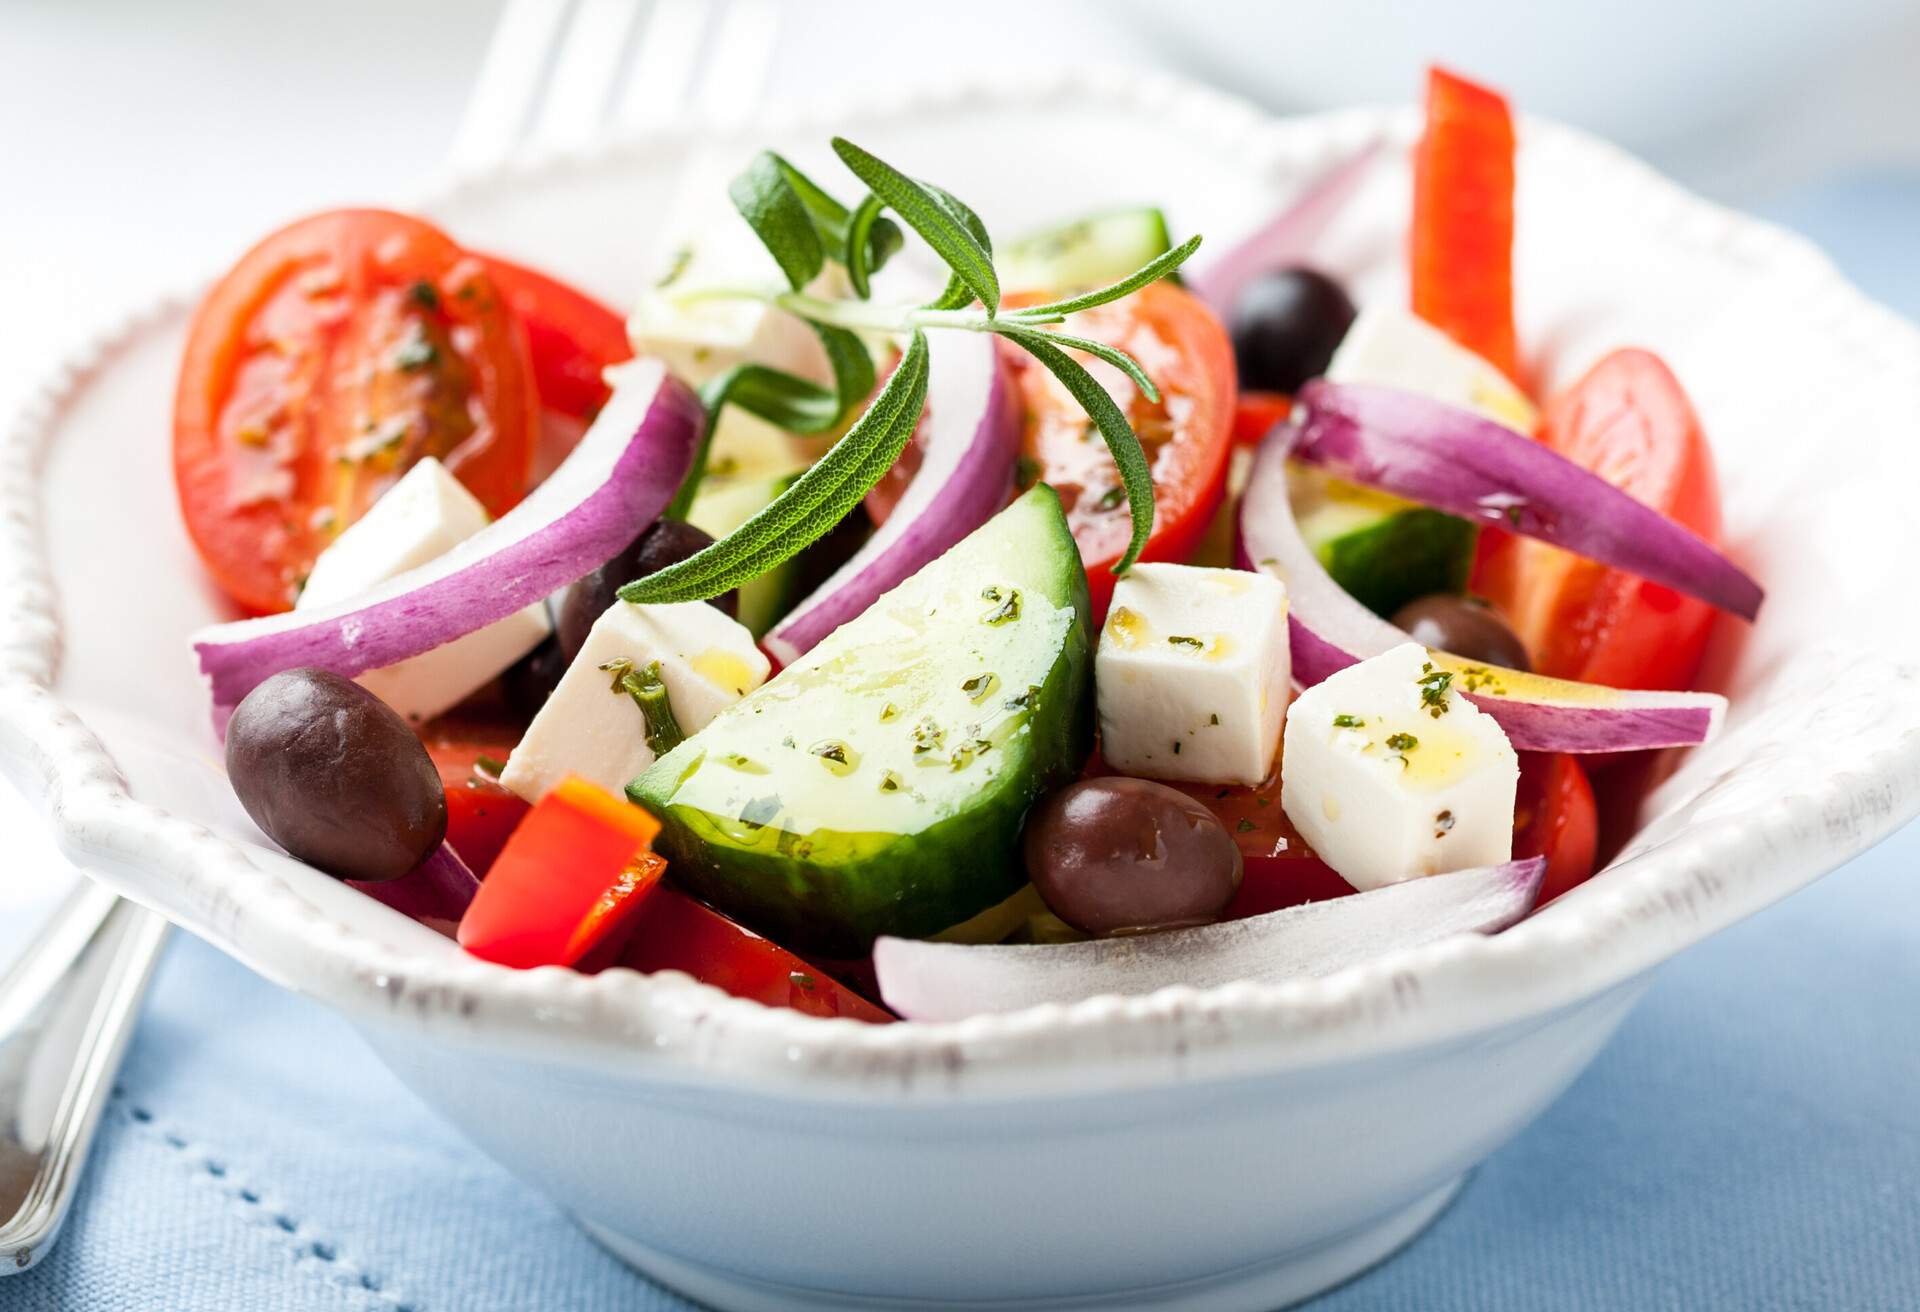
[1326, 307, 1536, 433]
[1281, 643, 1518, 892]
[501, 600, 769, 803]
[295, 458, 551, 723]
[1094, 563, 1290, 785]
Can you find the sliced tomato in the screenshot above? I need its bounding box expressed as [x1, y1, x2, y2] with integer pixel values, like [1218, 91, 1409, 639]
[1411, 67, 1520, 388]
[175, 210, 538, 614]
[1476, 349, 1723, 692]
[477, 254, 632, 423]
[418, 705, 530, 877]
[1232, 390, 1293, 447]
[1008, 281, 1237, 620]
[1513, 752, 1599, 905]
[1178, 767, 1357, 919]
[618, 887, 894, 1023]
[457, 776, 663, 969]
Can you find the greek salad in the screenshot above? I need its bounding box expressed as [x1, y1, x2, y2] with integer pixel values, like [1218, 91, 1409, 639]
[175, 69, 1759, 1024]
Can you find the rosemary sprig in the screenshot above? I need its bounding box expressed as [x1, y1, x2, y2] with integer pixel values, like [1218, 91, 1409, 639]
[637, 141, 1201, 602]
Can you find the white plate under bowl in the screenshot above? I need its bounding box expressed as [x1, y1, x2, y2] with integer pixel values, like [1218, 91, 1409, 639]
[5, 68, 1920, 1311]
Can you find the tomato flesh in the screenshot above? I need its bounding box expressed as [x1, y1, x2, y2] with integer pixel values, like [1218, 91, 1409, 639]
[1411, 67, 1520, 387]
[1009, 281, 1237, 620]
[458, 777, 662, 969]
[477, 254, 631, 423]
[1232, 390, 1293, 447]
[1477, 348, 1723, 692]
[175, 210, 538, 614]
[1513, 752, 1599, 905]
[619, 887, 894, 1023]
[418, 705, 530, 878]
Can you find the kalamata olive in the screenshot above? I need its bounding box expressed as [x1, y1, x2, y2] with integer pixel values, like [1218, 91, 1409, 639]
[1229, 267, 1357, 392]
[1023, 778, 1243, 936]
[501, 634, 567, 719]
[225, 668, 447, 882]
[557, 518, 738, 661]
[1390, 593, 1532, 671]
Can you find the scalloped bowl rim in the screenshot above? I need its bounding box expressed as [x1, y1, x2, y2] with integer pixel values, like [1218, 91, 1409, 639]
[4, 66, 1919, 1102]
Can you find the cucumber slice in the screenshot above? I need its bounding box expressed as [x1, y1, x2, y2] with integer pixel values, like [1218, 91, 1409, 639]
[1289, 464, 1476, 618]
[632, 486, 1093, 956]
[686, 473, 802, 638]
[1000, 208, 1176, 292]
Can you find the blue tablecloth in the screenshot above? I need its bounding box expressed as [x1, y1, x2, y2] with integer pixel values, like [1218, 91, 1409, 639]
[6, 176, 1919, 1312]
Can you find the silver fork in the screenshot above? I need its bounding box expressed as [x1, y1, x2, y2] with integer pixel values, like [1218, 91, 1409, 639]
[0, 0, 780, 1274]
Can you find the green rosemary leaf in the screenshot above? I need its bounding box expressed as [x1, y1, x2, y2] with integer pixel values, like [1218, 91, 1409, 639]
[832, 138, 999, 314]
[622, 332, 931, 604]
[919, 183, 995, 312]
[767, 153, 903, 286]
[844, 192, 888, 299]
[996, 324, 1162, 404]
[1007, 331, 1155, 571]
[729, 152, 825, 292]
[1007, 234, 1202, 319]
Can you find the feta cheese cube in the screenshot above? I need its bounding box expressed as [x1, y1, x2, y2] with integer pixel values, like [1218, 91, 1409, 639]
[296, 458, 551, 723]
[1326, 307, 1537, 434]
[501, 600, 769, 803]
[1094, 563, 1290, 785]
[1281, 643, 1518, 892]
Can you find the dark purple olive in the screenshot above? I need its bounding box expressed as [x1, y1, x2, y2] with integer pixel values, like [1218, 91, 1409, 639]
[1229, 266, 1356, 392]
[225, 668, 446, 883]
[501, 635, 567, 719]
[1390, 593, 1532, 671]
[1023, 778, 1243, 936]
[558, 518, 737, 662]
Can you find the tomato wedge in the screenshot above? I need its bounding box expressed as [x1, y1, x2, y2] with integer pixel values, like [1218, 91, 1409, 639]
[1177, 767, 1356, 919]
[175, 210, 538, 614]
[618, 887, 894, 1023]
[477, 254, 632, 424]
[418, 705, 530, 878]
[458, 776, 663, 969]
[1411, 66, 1520, 387]
[1513, 752, 1599, 905]
[1008, 281, 1237, 620]
[1476, 348, 1724, 692]
[1232, 390, 1294, 447]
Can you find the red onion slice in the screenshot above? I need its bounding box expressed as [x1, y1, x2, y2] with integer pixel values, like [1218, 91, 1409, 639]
[874, 857, 1544, 1021]
[1237, 425, 1728, 752]
[193, 361, 703, 730]
[763, 331, 1019, 665]
[1292, 380, 1763, 620]
[1188, 142, 1385, 317]
[348, 842, 479, 934]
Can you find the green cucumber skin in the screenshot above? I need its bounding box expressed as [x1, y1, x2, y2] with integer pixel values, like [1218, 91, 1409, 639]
[1319, 508, 1476, 619]
[1001, 208, 1177, 291]
[631, 488, 1093, 958]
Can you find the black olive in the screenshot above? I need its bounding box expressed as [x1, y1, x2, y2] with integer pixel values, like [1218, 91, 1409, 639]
[1022, 778, 1243, 936]
[501, 635, 567, 720]
[1390, 594, 1532, 671]
[558, 518, 737, 662]
[225, 668, 446, 882]
[1229, 267, 1357, 393]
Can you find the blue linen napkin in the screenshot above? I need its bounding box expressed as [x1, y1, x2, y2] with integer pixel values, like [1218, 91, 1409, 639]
[4, 176, 1919, 1312]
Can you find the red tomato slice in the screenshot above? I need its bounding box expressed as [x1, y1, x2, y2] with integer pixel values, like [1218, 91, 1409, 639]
[619, 887, 894, 1023]
[458, 777, 663, 969]
[1175, 767, 1358, 919]
[1232, 390, 1293, 447]
[1476, 348, 1723, 692]
[1513, 752, 1599, 905]
[1008, 281, 1237, 621]
[477, 254, 632, 423]
[1411, 67, 1521, 387]
[418, 706, 530, 878]
[175, 210, 538, 614]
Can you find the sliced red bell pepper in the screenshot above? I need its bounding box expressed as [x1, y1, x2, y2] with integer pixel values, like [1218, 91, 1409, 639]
[1232, 390, 1294, 447]
[458, 776, 665, 969]
[619, 887, 894, 1023]
[1411, 66, 1520, 388]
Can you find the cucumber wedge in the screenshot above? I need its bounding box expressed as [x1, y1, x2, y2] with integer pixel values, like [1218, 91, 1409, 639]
[632, 486, 1093, 956]
[1289, 463, 1476, 618]
[1000, 208, 1176, 292]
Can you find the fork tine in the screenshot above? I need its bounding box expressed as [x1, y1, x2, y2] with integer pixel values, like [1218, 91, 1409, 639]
[449, 0, 577, 173]
[692, 0, 780, 131]
[613, 0, 709, 133]
[531, 0, 647, 151]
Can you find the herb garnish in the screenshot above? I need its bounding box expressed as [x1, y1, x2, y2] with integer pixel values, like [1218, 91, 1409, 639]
[1332, 714, 1365, 728]
[1417, 667, 1454, 718]
[1167, 635, 1205, 650]
[621, 141, 1201, 606]
[1386, 732, 1419, 752]
[600, 658, 685, 756]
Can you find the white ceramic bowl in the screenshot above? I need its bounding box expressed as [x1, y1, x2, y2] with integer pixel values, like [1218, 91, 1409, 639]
[6, 70, 1920, 1311]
